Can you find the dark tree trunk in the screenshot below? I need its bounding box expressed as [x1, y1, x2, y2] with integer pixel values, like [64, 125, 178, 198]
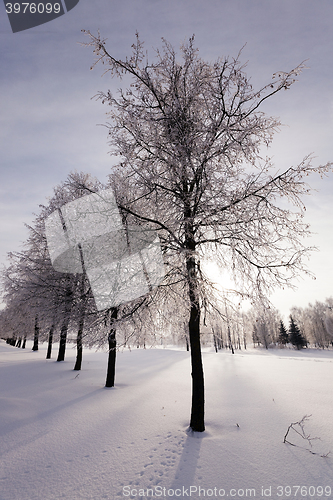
[74, 245, 87, 371]
[227, 324, 234, 354]
[188, 299, 205, 432]
[32, 315, 39, 351]
[186, 245, 205, 432]
[105, 307, 118, 387]
[57, 324, 68, 362]
[212, 328, 218, 353]
[16, 337, 22, 348]
[74, 313, 84, 371]
[57, 322, 69, 361]
[225, 304, 234, 354]
[22, 335, 26, 349]
[46, 324, 54, 359]
[57, 285, 73, 362]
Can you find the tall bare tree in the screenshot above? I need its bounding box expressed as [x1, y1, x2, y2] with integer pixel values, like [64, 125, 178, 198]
[84, 32, 332, 431]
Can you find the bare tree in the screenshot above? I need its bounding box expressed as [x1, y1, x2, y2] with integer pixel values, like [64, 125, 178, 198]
[83, 32, 332, 431]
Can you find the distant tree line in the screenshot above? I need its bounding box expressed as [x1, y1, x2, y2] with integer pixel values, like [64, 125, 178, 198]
[242, 299, 333, 350]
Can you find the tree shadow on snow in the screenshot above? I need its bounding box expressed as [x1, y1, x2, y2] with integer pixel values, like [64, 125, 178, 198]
[169, 430, 205, 489]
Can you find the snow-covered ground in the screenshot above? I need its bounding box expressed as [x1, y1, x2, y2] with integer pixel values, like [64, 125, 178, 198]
[0, 340, 332, 500]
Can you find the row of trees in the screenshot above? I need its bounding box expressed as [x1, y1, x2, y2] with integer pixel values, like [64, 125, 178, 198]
[1, 34, 332, 432]
[4, 290, 332, 357]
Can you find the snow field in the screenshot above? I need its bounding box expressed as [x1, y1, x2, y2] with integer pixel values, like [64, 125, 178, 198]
[0, 340, 332, 500]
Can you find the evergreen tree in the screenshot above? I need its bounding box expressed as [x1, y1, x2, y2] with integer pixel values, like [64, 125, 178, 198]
[289, 315, 306, 349]
[278, 320, 289, 345]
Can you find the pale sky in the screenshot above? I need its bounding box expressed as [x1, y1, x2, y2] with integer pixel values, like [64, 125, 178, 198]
[1, 0, 332, 318]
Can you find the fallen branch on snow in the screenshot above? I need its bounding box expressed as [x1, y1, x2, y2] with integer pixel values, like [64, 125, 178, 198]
[283, 415, 330, 458]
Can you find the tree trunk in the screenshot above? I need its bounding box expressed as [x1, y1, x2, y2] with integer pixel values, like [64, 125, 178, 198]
[46, 324, 54, 359]
[227, 324, 234, 354]
[32, 315, 39, 351]
[188, 298, 205, 432]
[105, 307, 118, 387]
[186, 248, 205, 432]
[212, 328, 218, 353]
[74, 314, 84, 371]
[57, 284, 73, 362]
[57, 323, 68, 361]
[16, 337, 22, 348]
[74, 246, 88, 371]
[22, 335, 26, 349]
[213, 335, 218, 353]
